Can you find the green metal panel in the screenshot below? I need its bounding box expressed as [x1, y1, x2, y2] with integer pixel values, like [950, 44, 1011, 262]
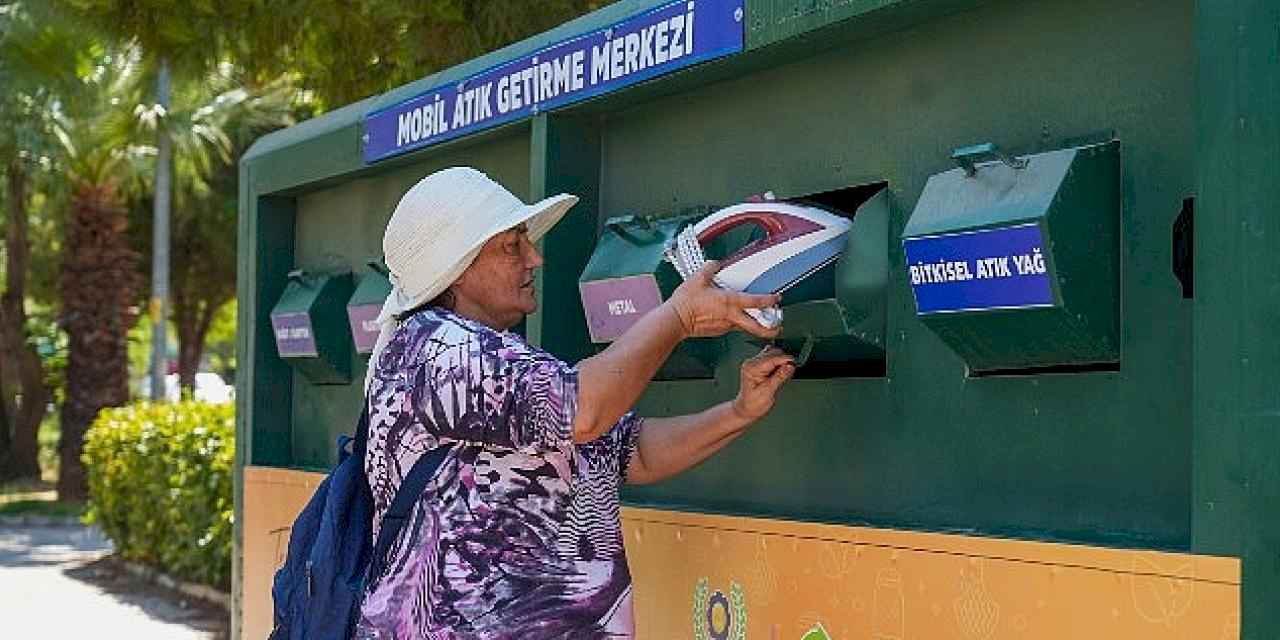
[240, 195, 297, 468]
[903, 142, 1120, 372]
[234, 0, 1280, 632]
[233, 185, 296, 639]
[1193, 1, 1280, 637]
[235, 1, 995, 195]
[527, 114, 602, 365]
[281, 131, 532, 470]
[612, 0, 1194, 548]
[269, 271, 354, 385]
[347, 265, 392, 356]
[767, 186, 891, 366]
[238, 0, 1199, 544]
[348, 267, 391, 308]
[575, 191, 891, 374]
[242, 97, 375, 195]
[744, 0, 986, 52]
[577, 212, 726, 379]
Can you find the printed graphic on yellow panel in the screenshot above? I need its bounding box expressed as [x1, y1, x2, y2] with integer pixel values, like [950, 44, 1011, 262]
[694, 578, 747, 640]
[621, 507, 1240, 640]
[241, 468, 1239, 640]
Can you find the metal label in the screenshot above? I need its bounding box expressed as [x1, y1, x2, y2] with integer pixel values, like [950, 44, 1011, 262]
[271, 311, 319, 358]
[903, 223, 1055, 314]
[347, 304, 382, 354]
[579, 274, 664, 342]
[363, 0, 745, 163]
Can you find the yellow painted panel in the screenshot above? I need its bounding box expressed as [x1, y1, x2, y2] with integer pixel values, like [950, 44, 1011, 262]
[240, 470, 1240, 640]
[242, 466, 326, 640]
[622, 507, 1240, 640]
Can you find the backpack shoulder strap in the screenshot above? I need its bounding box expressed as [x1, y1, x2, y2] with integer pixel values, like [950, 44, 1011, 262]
[367, 441, 453, 581]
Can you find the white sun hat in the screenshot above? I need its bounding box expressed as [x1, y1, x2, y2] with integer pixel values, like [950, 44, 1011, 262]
[365, 166, 578, 392]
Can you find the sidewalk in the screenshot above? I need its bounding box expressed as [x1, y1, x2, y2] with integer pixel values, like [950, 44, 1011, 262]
[0, 523, 228, 638]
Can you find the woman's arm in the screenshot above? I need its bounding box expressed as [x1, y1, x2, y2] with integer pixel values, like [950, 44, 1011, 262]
[572, 264, 780, 443]
[626, 347, 795, 484]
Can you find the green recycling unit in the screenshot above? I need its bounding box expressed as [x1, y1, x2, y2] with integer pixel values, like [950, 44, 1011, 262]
[237, 0, 1277, 637]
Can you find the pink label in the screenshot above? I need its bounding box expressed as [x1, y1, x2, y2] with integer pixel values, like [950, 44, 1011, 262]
[271, 312, 318, 358]
[347, 304, 382, 354]
[579, 275, 663, 343]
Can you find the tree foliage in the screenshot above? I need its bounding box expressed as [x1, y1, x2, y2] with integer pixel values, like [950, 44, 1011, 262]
[52, 0, 610, 108]
[122, 66, 300, 389]
[84, 399, 234, 588]
[53, 48, 151, 499]
[0, 0, 91, 481]
[8, 0, 611, 488]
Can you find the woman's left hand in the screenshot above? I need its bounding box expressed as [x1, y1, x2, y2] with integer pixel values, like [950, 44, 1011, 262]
[731, 346, 797, 422]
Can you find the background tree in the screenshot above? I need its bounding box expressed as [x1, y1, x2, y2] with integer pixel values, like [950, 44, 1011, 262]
[51, 48, 150, 499]
[125, 68, 299, 391]
[0, 1, 85, 481]
[26, 1, 610, 496]
[236, 0, 611, 107]
[53, 0, 609, 113]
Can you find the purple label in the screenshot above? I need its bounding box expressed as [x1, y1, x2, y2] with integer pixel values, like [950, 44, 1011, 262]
[347, 304, 382, 354]
[271, 312, 318, 357]
[363, 0, 745, 163]
[903, 223, 1056, 314]
[580, 275, 664, 342]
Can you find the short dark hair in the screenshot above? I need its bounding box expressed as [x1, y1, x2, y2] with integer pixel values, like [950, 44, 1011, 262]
[430, 288, 456, 310]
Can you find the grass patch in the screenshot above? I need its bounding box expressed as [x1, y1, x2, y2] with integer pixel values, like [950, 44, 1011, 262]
[0, 497, 84, 519]
[0, 478, 54, 502]
[0, 478, 82, 518]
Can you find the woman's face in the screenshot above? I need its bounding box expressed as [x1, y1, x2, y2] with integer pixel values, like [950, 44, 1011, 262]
[450, 224, 544, 330]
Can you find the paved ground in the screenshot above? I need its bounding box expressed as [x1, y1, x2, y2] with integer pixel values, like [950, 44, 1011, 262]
[0, 524, 229, 638]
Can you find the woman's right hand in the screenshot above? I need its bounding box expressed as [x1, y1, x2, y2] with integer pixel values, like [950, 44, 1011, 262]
[666, 262, 783, 339]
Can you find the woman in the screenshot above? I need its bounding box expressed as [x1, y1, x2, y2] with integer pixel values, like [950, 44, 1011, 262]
[355, 167, 795, 639]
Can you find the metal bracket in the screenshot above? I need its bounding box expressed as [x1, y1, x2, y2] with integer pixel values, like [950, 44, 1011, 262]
[952, 142, 1028, 177]
[795, 334, 816, 368]
[604, 214, 658, 243]
[367, 260, 391, 277]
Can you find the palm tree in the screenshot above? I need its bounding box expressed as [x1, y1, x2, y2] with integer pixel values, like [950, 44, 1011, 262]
[0, 1, 87, 481]
[50, 48, 299, 497]
[50, 49, 150, 500]
[126, 64, 299, 392]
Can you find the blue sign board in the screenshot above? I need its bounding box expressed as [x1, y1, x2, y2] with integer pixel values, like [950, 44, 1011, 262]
[363, 0, 745, 163]
[903, 223, 1055, 314]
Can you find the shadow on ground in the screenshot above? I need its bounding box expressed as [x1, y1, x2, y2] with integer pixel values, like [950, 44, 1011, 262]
[64, 556, 230, 638]
[0, 524, 109, 567]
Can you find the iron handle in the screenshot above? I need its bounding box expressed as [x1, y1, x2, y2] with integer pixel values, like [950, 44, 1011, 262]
[952, 142, 1028, 177]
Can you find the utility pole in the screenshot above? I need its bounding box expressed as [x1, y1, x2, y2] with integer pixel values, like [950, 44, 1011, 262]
[149, 58, 171, 402]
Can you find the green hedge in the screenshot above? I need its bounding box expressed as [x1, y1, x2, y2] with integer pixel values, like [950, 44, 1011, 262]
[83, 400, 234, 590]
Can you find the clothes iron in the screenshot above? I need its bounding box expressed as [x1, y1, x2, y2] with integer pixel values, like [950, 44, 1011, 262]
[665, 201, 853, 327]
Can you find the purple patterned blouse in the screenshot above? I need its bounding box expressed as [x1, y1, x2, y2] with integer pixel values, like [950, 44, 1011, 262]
[354, 307, 642, 639]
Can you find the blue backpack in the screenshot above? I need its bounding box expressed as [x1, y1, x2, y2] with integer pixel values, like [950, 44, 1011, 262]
[269, 409, 451, 640]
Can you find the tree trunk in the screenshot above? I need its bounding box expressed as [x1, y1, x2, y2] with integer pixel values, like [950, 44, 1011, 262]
[0, 358, 12, 467]
[0, 159, 46, 482]
[175, 297, 220, 393]
[58, 179, 140, 501]
[176, 307, 199, 392]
